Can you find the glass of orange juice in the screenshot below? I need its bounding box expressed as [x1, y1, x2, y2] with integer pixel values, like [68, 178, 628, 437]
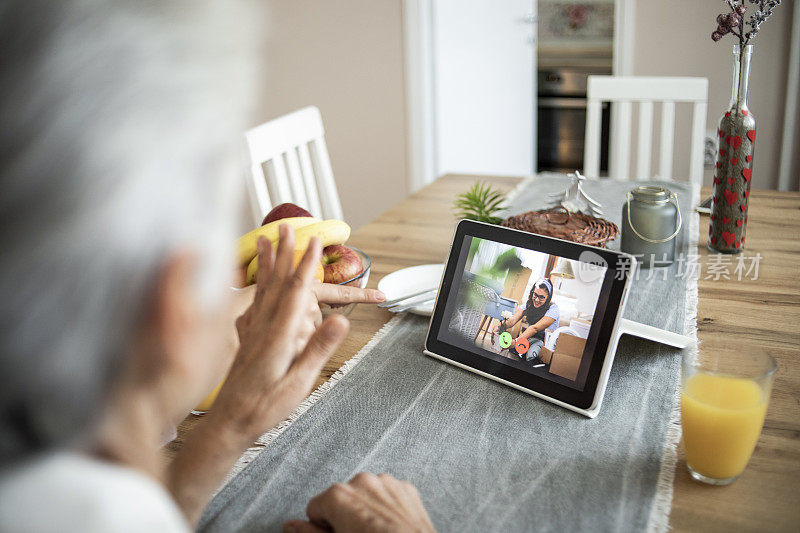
[681, 347, 776, 485]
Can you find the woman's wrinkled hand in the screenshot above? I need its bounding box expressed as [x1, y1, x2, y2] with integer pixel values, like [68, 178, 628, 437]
[283, 472, 435, 533]
[231, 273, 386, 311]
[208, 225, 349, 441]
[313, 282, 385, 308]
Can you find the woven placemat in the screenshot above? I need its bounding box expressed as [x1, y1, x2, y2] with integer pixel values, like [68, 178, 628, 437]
[502, 208, 619, 247]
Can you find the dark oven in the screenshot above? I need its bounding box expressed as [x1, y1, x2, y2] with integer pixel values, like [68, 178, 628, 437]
[537, 68, 611, 173]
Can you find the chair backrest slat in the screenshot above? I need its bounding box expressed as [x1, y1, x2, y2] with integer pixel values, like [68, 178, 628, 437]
[583, 98, 603, 181]
[248, 162, 271, 224]
[266, 156, 293, 205]
[636, 101, 654, 180]
[282, 149, 310, 212]
[309, 136, 344, 220]
[584, 76, 708, 186]
[689, 100, 708, 185]
[245, 106, 343, 226]
[295, 144, 324, 218]
[659, 101, 676, 180]
[610, 101, 632, 180]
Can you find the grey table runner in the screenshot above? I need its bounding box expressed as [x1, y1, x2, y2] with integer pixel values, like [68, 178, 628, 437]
[199, 176, 699, 533]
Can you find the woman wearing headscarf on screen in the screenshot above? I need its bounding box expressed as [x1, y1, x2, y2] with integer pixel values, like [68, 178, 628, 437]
[494, 279, 559, 365]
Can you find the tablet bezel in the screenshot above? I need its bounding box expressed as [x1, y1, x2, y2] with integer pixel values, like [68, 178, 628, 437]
[424, 219, 635, 412]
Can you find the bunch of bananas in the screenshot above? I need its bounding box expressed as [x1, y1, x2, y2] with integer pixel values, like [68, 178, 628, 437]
[235, 217, 351, 285]
[193, 212, 352, 414]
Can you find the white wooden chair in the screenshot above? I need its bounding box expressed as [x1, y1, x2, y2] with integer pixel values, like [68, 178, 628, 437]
[245, 106, 343, 225]
[583, 76, 708, 186]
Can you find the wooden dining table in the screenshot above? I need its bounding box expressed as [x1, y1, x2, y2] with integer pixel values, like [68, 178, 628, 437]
[169, 174, 800, 531]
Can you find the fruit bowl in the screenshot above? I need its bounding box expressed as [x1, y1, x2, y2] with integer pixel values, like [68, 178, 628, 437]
[321, 246, 371, 317]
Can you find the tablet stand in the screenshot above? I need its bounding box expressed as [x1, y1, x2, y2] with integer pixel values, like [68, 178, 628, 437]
[617, 319, 693, 349]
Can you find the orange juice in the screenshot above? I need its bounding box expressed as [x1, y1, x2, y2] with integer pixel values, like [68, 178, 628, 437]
[681, 373, 767, 480]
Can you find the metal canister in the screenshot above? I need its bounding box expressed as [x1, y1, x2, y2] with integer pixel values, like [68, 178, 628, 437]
[621, 186, 682, 268]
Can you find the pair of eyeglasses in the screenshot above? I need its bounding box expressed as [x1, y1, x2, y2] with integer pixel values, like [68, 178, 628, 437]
[532, 293, 547, 301]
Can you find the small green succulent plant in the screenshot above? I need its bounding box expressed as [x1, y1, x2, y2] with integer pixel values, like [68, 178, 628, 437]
[453, 182, 506, 224]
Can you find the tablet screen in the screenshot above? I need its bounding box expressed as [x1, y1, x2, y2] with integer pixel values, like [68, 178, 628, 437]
[436, 235, 610, 392]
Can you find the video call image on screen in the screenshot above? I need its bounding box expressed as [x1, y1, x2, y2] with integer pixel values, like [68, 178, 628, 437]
[441, 237, 608, 389]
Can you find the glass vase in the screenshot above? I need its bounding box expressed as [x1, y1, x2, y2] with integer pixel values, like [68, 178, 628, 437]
[708, 44, 755, 254]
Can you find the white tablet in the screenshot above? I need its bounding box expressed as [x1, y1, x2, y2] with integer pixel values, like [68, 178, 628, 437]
[424, 220, 637, 418]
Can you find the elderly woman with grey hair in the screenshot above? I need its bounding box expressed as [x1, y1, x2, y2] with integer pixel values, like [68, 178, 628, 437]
[0, 1, 434, 532]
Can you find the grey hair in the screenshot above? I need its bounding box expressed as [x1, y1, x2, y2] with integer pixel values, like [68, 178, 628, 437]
[0, 1, 261, 463]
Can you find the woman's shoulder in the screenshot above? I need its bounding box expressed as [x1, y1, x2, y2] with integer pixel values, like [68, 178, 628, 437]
[0, 451, 189, 533]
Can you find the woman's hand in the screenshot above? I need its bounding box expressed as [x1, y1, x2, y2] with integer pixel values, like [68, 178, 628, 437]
[284, 472, 435, 533]
[211, 226, 348, 440]
[169, 225, 350, 525]
[313, 283, 385, 307]
[227, 276, 385, 313]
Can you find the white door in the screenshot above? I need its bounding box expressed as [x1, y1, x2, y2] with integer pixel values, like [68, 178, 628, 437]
[432, 0, 536, 177]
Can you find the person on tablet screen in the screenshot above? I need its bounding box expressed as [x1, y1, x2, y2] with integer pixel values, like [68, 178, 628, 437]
[493, 279, 559, 365]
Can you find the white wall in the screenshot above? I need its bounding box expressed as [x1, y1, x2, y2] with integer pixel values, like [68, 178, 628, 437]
[255, 1, 407, 229]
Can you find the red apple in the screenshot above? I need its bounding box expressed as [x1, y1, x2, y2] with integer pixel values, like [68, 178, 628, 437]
[261, 203, 312, 226]
[321, 245, 363, 284]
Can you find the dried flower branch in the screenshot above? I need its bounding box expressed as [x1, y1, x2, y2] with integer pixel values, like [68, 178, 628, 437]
[711, 0, 782, 44]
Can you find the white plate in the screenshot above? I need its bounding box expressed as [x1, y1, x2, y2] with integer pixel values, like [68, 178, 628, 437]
[377, 264, 444, 317]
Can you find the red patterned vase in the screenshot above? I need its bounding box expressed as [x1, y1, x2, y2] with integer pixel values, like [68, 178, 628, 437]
[709, 44, 755, 254]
